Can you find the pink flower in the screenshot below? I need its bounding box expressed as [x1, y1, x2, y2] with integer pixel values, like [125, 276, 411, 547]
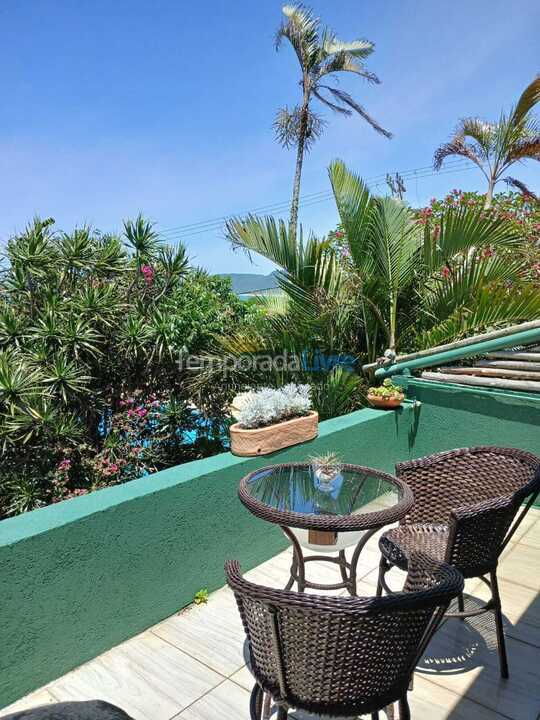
[136, 407, 148, 418]
[483, 247, 494, 258]
[57, 459, 71, 472]
[440, 266, 451, 279]
[141, 265, 155, 286]
[334, 231, 344, 239]
[109, 463, 119, 474]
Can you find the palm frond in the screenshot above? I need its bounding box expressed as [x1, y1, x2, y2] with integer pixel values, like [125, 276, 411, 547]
[321, 33, 374, 59]
[276, 4, 321, 70]
[458, 117, 495, 151]
[312, 88, 351, 115]
[503, 177, 539, 201]
[422, 253, 527, 323]
[433, 138, 485, 171]
[417, 285, 540, 348]
[328, 160, 374, 275]
[512, 76, 540, 126]
[423, 205, 523, 270]
[505, 136, 540, 162]
[326, 87, 392, 137]
[369, 197, 422, 294]
[273, 106, 326, 149]
[319, 54, 380, 83]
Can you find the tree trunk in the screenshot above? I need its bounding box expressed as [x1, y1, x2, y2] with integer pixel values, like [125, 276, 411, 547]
[289, 100, 309, 243]
[484, 177, 496, 209]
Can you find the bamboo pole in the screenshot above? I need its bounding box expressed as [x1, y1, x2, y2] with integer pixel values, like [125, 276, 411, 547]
[362, 319, 540, 373]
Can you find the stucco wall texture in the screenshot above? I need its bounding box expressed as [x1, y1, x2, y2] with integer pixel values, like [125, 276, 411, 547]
[1, 382, 539, 708]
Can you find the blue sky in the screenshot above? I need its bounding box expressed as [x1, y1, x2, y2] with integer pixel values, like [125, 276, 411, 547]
[1, 0, 539, 274]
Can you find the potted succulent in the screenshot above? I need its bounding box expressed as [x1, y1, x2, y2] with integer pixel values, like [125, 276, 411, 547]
[310, 452, 343, 493]
[367, 378, 405, 409]
[229, 384, 318, 456]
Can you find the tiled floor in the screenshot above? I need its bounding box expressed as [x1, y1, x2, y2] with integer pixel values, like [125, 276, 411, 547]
[2, 508, 539, 719]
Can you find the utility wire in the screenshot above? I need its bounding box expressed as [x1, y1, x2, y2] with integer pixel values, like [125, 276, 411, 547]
[157, 159, 476, 242]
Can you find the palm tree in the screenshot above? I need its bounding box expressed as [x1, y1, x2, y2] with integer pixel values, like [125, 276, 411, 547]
[225, 159, 540, 377]
[329, 160, 540, 353]
[275, 4, 391, 241]
[434, 77, 540, 208]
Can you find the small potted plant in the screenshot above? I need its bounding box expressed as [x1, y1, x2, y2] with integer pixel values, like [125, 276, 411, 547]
[229, 384, 318, 456]
[367, 378, 405, 409]
[310, 452, 343, 493]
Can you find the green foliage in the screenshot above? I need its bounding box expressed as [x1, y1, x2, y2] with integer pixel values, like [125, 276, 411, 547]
[329, 162, 540, 355]
[368, 378, 404, 399]
[193, 588, 209, 605]
[0, 218, 245, 519]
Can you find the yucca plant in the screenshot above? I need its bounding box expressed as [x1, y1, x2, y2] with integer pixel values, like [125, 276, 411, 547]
[0, 217, 241, 519]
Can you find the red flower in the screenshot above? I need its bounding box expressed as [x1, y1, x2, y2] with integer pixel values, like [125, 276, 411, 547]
[440, 265, 451, 279]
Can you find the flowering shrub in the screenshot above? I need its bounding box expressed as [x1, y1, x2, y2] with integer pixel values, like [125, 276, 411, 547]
[230, 384, 312, 429]
[416, 189, 540, 283]
[0, 217, 245, 519]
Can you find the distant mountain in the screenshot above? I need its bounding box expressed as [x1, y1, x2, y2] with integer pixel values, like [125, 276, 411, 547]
[219, 272, 280, 294]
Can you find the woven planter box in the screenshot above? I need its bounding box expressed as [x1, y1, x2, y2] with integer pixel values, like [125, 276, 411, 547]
[230, 411, 319, 457]
[367, 393, 404, 409]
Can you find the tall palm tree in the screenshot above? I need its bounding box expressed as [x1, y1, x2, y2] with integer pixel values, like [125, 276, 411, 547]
[275, 4, 391, 242]
[434, 77, 540, 208]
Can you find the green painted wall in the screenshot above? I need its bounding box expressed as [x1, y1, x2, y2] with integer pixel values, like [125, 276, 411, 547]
[0, 406, 414, 709]
[1, 383, 538, 708]
[401, 379, 540, 467]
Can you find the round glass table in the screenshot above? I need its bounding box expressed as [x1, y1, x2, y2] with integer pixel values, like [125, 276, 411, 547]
[239, 462, 414, 595]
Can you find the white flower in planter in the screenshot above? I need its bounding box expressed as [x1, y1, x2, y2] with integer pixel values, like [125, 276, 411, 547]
[231, 384, 312, 429]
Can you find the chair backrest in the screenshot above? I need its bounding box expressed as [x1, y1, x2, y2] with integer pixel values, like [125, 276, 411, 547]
[226, 554, 463, 717]
[397, 446, 540, 526]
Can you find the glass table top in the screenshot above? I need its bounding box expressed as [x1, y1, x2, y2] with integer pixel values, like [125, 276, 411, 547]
[242, 463, 401, 520]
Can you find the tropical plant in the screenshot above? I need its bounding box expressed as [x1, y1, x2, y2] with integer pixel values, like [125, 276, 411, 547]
[0, 218, 245, 519]
[417, 188, 540, 281]
[329, 160, 540, 354]
[275, 3, 390, 240]
[434, 77, 540, 207]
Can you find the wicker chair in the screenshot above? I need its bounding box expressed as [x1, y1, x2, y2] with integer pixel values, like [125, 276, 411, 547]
[376, 446, 540, 679]
[226, 553, 463, 719]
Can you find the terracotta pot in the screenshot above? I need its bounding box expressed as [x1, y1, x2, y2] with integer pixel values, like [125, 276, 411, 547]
[367, 393, 404, 409]
[230, 410, 319, 457]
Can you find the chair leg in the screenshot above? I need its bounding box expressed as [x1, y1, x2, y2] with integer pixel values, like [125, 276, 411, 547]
[276, 707, 288, 719]
[371, 711, 379, 720]
[490, 570, 509, 679]
[250, 684, 263, 720]
[398, 693, 411, 720]
[376, 556, 387, 597]
[458, 591, 465, 618]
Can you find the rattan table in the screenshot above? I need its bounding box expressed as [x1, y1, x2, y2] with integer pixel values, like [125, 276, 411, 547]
[239, 462, 414, 595]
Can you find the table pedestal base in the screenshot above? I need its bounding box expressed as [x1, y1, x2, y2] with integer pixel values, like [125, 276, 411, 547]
[281, 525, 379, 596]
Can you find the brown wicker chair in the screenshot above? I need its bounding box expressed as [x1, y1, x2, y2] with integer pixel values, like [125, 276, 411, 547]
[226, 553, 463, 719]
[376, 446, 540, 679]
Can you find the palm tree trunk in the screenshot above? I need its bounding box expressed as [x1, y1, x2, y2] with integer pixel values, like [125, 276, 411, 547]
[484, 177, 496, 209]
[289, 99, 309, 243]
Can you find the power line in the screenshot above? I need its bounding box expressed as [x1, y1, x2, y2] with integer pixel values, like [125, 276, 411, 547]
[157, 158, 471, 238]
[157, 159, 477, 242]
